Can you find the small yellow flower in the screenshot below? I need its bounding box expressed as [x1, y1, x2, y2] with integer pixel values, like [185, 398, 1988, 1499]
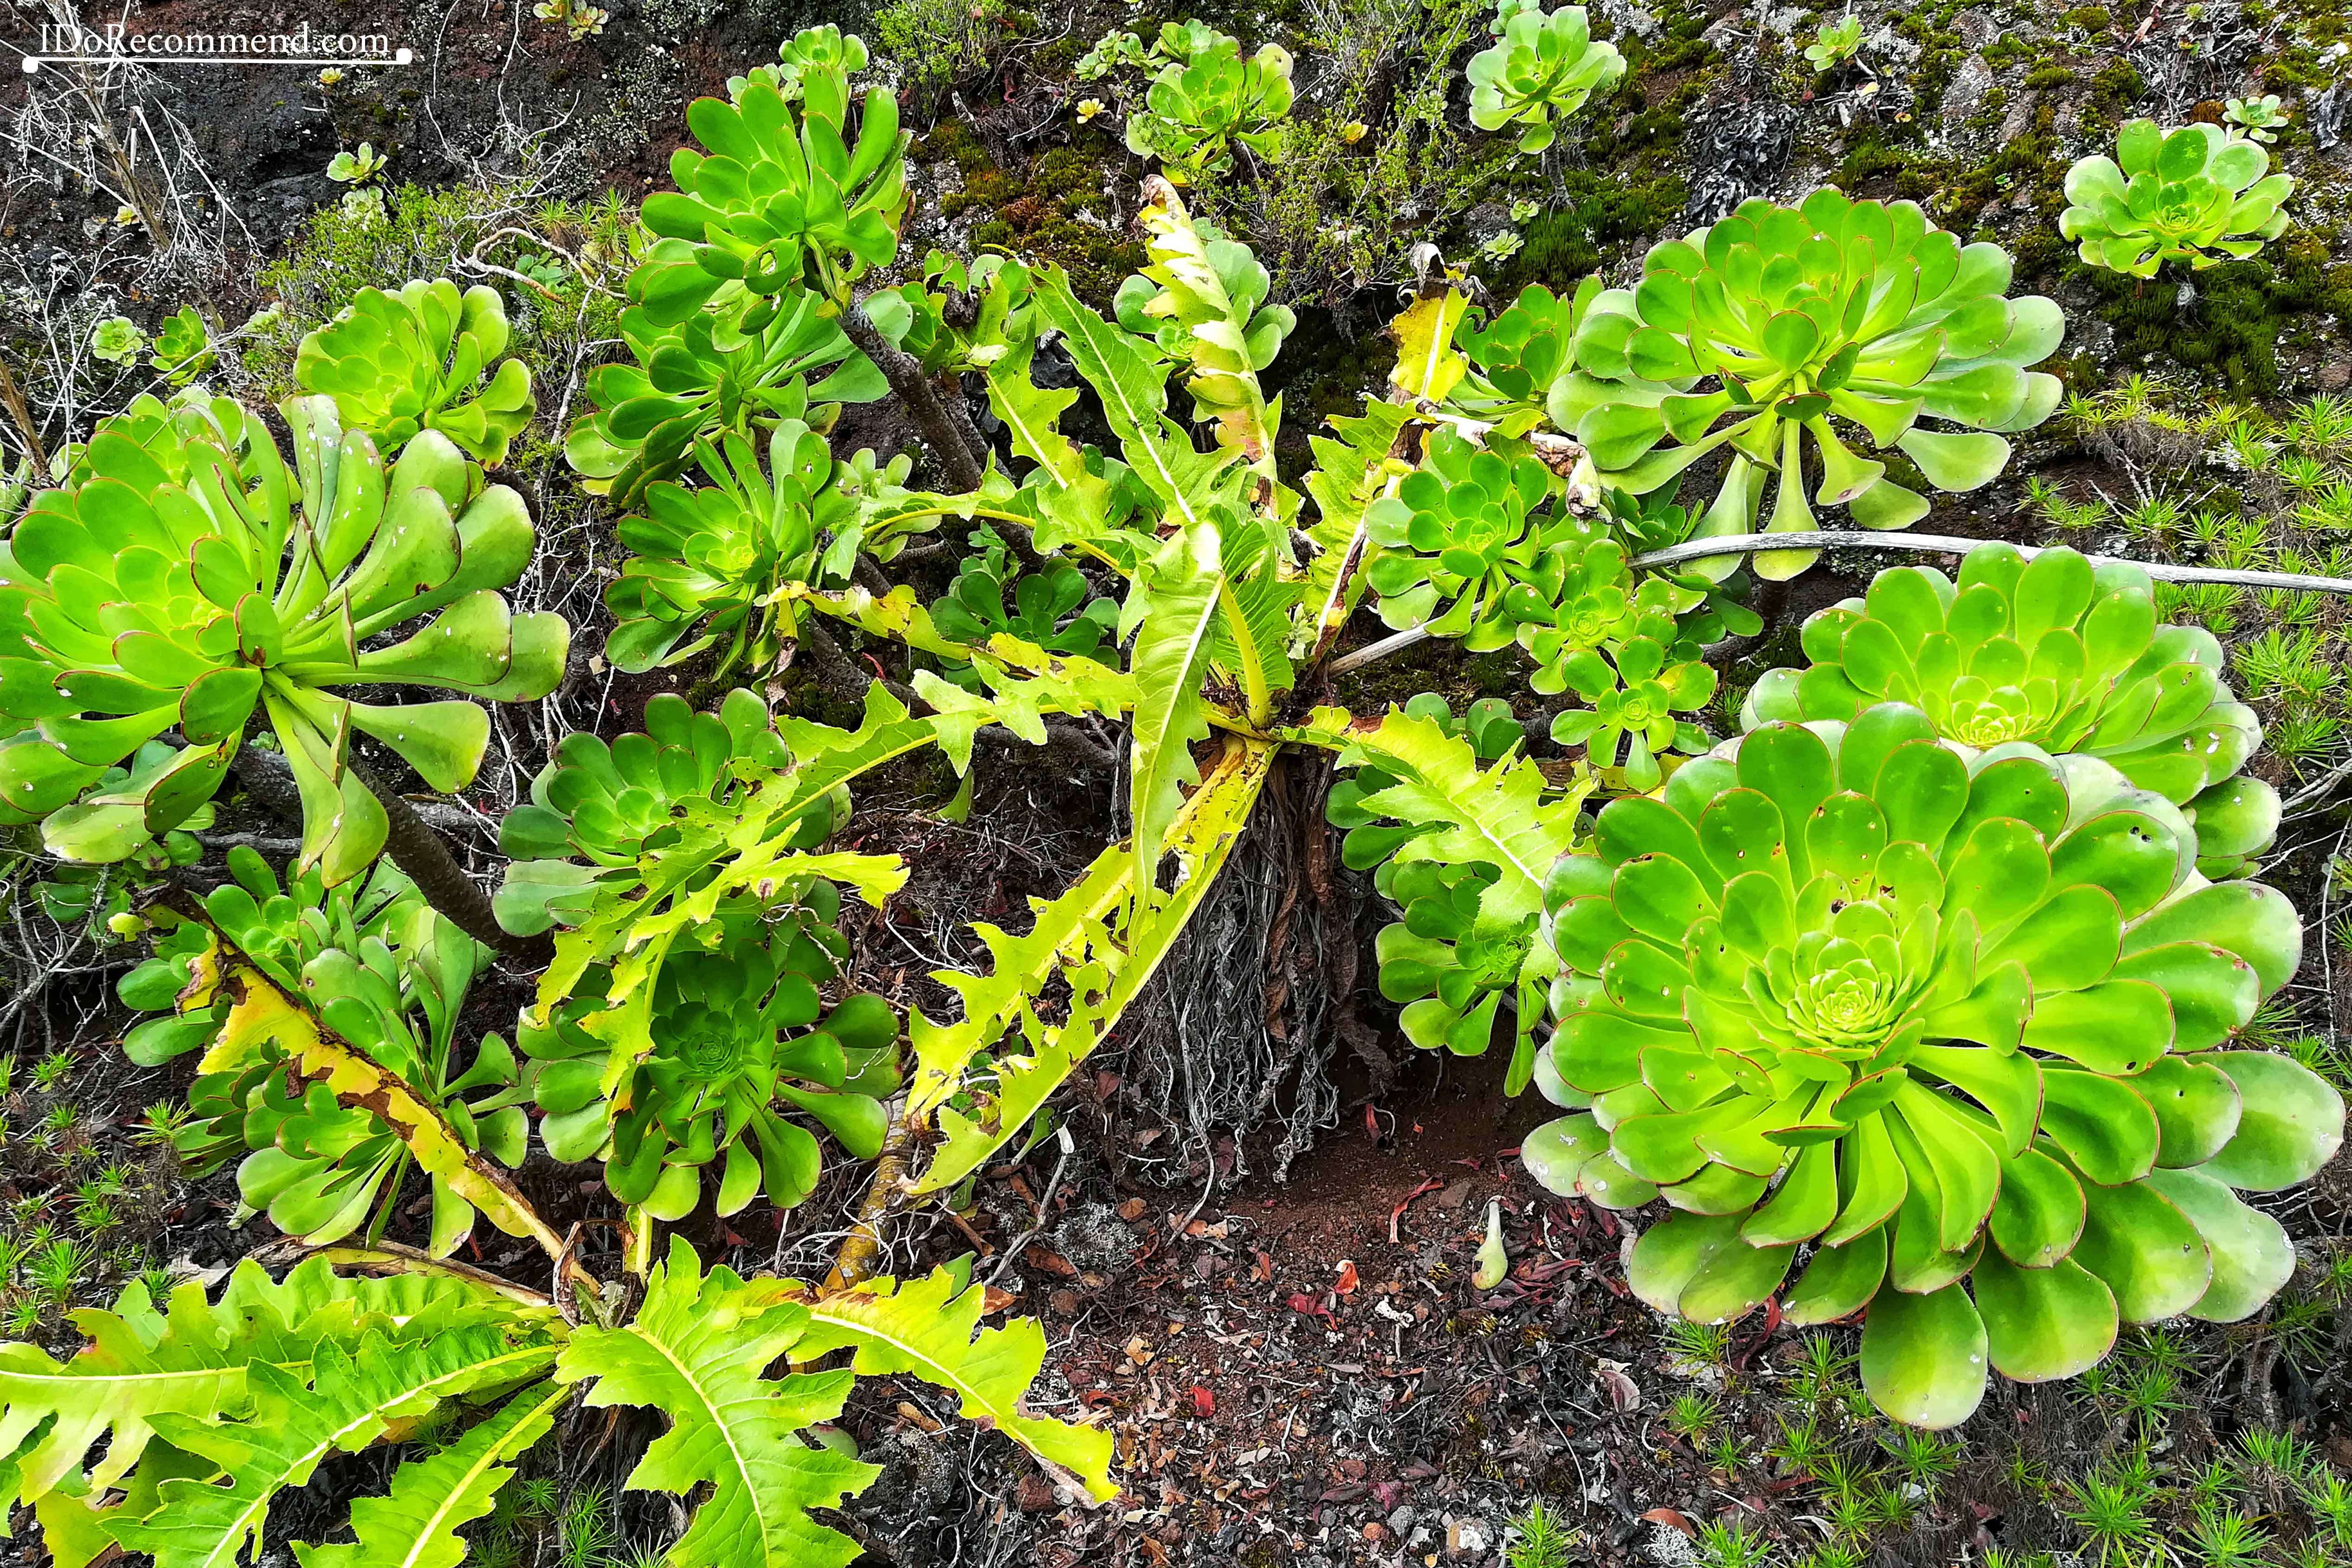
[114, 205, 139, 225]
[1077, 97, 1105, 122]
[316, 66, 343, 86]
[1341, 120, 1368, 143]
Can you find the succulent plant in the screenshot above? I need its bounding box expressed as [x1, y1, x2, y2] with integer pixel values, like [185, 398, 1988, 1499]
[1741, 543, 2277, 876]
[1458, 282, 1591, 427]
[868, 251, 1035, 376]
[520, 907, 897, 1217]
[2224, 95, 2288, 144]
[732, 21, 870, 101]
[927, 527, 1118, 688]
[324, 142, 385, 186]
[493, 690, 841, 937]
[90, 318, 145, 366]
[563, 290, 885, 504]
[1524, 705, 2337, 1426]
[1539, 606, 1718, 791]
[1076, 27, 1149, 77]
[604, 421, 872, 678]
[1123, 35, 1295, 182]
[1573, 191, 2063, 578]
[121, 849, 524, 1253]
[294, 280, 536, 466]
[1363, 428, 1590, 649]
[149, 305, 214, 386]
[1329, 697, 1560, 1068]
[1802, 14, 1862, 69]
[2060, 120, 2293, 277]
[1375, 861, 1547, 1057]
[636, 28, 908, 320]
[0, 393, 566, 885]
[1466, 6, 1626, 154]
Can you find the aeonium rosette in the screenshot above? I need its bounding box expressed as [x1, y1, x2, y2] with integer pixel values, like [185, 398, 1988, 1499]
[1742, 542, 2277, 878]
[1522, 704, 2340, 1427]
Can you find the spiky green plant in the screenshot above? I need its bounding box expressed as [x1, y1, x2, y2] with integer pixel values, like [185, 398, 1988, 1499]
[1522, 705, 2341, 1427]
[1571, 191, 2062, 578]
[121, 850, 526, 1253]
[2060, 120, 2293, 276]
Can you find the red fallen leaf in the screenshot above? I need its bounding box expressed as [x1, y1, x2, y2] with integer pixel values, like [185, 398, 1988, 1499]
[1597, 1365, 1640, 1412]
[1252, 1250, 1274, 1283]
[1288, 1292, 1336, 1325]
[1191, 1385, 1215, 1417]
[1364, 1103, 1381, 1137]
[1389, 1176, 1445, 1243]
[1639, 1508, 1697, 1538]
[1334, 1260, 1361, 1295]
[981, 1286, 1019, 1314]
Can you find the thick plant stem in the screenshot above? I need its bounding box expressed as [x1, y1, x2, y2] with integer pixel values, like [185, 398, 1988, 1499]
[841, 304, 988, 493]
[230, 746, 551, 966]
[826, 1121, 914, 1292]
[353, 759, 554, 965]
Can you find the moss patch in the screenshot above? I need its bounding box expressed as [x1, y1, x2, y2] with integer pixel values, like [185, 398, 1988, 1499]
[925, 121, 1142, 305]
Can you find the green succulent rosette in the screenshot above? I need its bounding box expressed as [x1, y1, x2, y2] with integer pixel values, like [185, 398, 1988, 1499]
[493, 690, 841, 937]
[1374, 861, 1548, 1058]
[519, 904, 898, 1219]
[1523, 705, 2339, 1427]
[293, 279, 537, 466]
[1741, 543, 2276, 877]
[605, 421, 871, 680]
[1364, 428, 1590, 649]
[0, 393, 566, 886]
[869, 251, 1036, 377]
[1502, 534, 1721, 790]
[2060, 119, 2293, 277]
[1124, 37, 1295, 181]
[1572, 190, 2063, 580]
[1456, 281, 1600, 434]
[563, 291, 886, 505]
[1329, 696, 1564, 1073]
[1466, 5, 1626, 154]
[928, 527, 1118, 691]
[635, 27, 909, 319]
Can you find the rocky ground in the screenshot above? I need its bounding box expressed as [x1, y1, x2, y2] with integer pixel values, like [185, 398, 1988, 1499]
[5, 0, 2352, 1562]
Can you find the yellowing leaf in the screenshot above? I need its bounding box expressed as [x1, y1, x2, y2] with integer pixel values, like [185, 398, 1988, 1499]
[1387, 291, 1471, 404]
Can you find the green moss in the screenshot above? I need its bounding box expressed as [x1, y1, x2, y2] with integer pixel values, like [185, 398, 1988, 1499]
[2086, 59, 2146, 127]
[2061, 5, 2113, 29]
[925, 121, 1141, 302]
[1982, 33, 2035, 68]
[2024, 64, 2076, 88]
[2084, 233, 2352, 396]
[1505, 169, 1689, 287]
